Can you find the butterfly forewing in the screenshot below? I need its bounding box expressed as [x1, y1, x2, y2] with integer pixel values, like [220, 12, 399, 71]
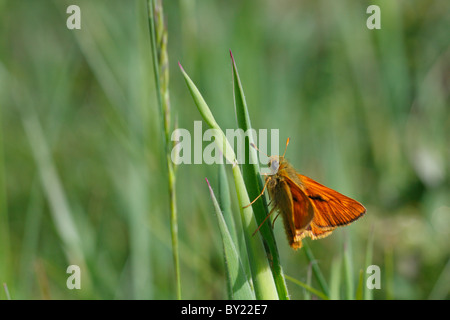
[297, 174, 366, 228]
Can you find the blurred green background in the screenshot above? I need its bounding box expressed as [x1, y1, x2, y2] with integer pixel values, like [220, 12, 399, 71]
[0, 0, 449, 299]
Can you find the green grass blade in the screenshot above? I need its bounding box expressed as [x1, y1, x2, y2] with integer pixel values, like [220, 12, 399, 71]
[206, 178, 255, 300]
[356, 269, 364, 300]
[178, 63, 236, 164]
[22, 113, 84, 266]
[304, 263, 312, 300]
[230, 51, 289, 300]
[385, 246, 394, 300]
[217, 166, 239, 300]
[19, 181, 44, 297]
[218, 164, 239, 252]
[180, 64, 278, 299]
[285, 275, 329, 300]
[303, 240, 330, 297]
[147, 0, 180, 299]
[219, 163, 250, 283]
[329, 255, 342, 300]
[343, 232, 355, 300]
[178, 63, 221, 132]
[3, 283, 11, 300]
[0, 95, 11, 293]
[428, 259, 450, 300]
[364, 226, 375, 300]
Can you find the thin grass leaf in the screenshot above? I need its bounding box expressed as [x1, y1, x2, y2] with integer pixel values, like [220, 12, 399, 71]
[230, 50, 289, 300]
[218, 164, 239, 252]
[385, 246, 394, 300]
[3, 283, 11, 300]
[304, 263, 313, 300]
[0, 94, 11, 291]
[302, 240, 330, 297]
[179, 64, 278, 299]
[428, 259, 450, 300]
[123, 162, 153, 299]
[22, 113, 84, 266]
[19, 181, 44, 297]
[285, 275, 329, 300]
[218, 164, 251, 281]
[364, 225, 375, 300]
[356, 269, 364, 300]
[206, 178, 255, 300]
[343, 232, 355, 300]
[329, 255, 342, 300]
[217, 167, 239, 300]
[147, 0, 180, 299]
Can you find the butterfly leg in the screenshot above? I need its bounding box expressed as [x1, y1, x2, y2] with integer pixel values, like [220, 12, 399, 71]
[243, 177, 270, 208]
[252, 206, 277, 236]
[272, 212, 281, 227]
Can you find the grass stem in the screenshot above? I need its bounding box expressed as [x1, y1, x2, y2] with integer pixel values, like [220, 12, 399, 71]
[146, 0, 181, 299]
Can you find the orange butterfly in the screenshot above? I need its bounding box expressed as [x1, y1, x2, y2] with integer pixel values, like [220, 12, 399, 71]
[246, 138, 366, 250]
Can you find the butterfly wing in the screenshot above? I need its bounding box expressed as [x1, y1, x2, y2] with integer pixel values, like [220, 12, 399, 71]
[297, 174, 366, 229]
[268, 164, 365, 249]
[305, 222, 335, 239]
[281, 177, 314, 248]
[270, 178, 314, 249]
[287, 181, 315, 232]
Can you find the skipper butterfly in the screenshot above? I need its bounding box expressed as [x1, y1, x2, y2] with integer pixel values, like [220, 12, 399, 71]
[246, 138, 366, 249]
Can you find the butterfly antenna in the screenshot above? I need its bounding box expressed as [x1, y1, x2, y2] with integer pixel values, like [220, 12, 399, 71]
[250, 142, 269, 158]
[282, 137, 290, 158]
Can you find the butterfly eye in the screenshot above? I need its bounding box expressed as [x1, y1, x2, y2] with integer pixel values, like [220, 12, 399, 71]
[271, 159, 279, 172]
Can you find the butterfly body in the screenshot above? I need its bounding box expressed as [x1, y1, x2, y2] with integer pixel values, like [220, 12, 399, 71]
[264, 155, 366, 250]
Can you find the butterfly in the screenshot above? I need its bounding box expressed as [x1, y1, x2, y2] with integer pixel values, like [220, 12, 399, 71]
[246, 138, 366, 249]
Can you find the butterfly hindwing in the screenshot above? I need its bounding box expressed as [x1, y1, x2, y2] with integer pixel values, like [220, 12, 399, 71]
[284, 179, 314, 231]
[269, 178, 314, 248]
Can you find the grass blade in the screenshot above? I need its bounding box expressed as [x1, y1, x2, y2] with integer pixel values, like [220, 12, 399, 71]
[343, 232, 355, 300]
[285, 275, 329, 300]
[179, 64, 278, 299]
[3, 283, 11, 300]
[230, 50, 289, 300]
[329, 254, 342, 300]
[385, 246, 394, 300]
[206, 178, 255, 300]
[22, 112, 84, 266]
[0, 95, 11, 293]
[303, 240, 330, 298]
[364, 225, 375, 300]
[218, 164, 239, 252]
[304, 263, 313, 300]
[428, 259, 450, 300]
[356, 269, 364, 300]
[147, 0, 180, 299]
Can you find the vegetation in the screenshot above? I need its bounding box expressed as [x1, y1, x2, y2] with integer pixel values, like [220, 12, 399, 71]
[0, 0, 448, 300]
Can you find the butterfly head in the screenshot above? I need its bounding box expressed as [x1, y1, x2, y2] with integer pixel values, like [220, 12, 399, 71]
[252, 138, 290, 175]
[267, 137, 290, 175]
[268, 155, 285, 175]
